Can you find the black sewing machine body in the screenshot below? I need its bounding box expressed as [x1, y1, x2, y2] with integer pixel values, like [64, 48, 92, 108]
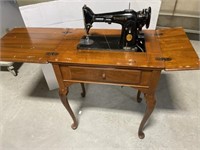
[78, 5, 151, 52]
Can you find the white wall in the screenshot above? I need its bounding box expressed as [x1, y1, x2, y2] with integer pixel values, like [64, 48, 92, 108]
[19, 0, 161, 29]
[0, 0, 25, 37]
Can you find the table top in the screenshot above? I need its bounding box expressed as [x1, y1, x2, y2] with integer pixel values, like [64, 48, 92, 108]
[0, 27, 199, 70]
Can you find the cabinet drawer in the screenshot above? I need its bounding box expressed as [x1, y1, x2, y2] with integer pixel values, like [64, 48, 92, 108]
[60, 66, 142, 85]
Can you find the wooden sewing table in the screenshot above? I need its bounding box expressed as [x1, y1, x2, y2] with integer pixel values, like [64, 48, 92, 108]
[0, 27, 199, 139]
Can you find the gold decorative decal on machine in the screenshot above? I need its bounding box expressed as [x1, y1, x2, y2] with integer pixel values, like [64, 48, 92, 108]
[126, 34, 133, 41]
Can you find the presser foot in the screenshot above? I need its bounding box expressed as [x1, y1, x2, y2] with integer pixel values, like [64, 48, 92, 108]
[79, 35, 94, 45]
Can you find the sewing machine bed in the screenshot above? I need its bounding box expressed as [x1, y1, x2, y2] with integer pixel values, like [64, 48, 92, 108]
[77, 34, 146, 52]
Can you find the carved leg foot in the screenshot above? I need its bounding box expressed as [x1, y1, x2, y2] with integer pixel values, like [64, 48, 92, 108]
[137, 90, 142, 103]
[59, 88, 78, 130]
[71, 122, 78, 130]
[138, 93, 156, 139]
[80, 83, 86, 97]
[138, 131, 145, 139]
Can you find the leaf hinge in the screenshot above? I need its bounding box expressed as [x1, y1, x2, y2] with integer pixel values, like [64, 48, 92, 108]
[155, 57, 172, 61]
[46, 52, 59, 56]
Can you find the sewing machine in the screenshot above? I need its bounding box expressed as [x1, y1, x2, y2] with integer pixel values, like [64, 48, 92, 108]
[78, 5, 151, 52]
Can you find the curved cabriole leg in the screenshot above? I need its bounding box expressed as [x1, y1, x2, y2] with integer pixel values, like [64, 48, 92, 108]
[137, 90, 142, 103]
[138, 93, 156, 139]
[80, 83, 86, 97]
[59, 88, 78, 130]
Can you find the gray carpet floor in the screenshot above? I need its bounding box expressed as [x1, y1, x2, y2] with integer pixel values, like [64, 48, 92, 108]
[0, 40, 200, 150]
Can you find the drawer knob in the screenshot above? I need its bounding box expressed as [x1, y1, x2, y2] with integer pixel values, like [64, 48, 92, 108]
[102, 73, 106, 79]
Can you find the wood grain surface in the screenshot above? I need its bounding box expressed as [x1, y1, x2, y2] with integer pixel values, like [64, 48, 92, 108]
[156, 27, 199, 70]
[0, 27, 199, 70]
[0, 28, 66, 63]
